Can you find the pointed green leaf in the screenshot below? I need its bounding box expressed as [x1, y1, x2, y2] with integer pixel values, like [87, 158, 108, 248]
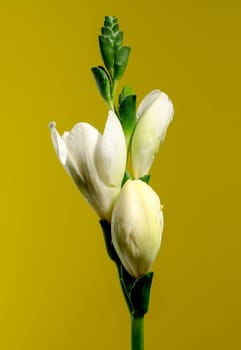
[115, 46, 131, 65]
[118, 85, 134, 105]
[121, 170, 133, 187]
[119, 94, 136, 146]
[114, 46, 131, 80]
[91, 66, 111, 104]
[99, 35, 114, 71]
[114, 31, 123, 50]
[139, 174, 151, 184]
[99, 220, 119, 262]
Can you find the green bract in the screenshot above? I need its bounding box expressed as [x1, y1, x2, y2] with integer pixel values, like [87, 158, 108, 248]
[91, 66, 112, 105]
[119, 94, 136, 147]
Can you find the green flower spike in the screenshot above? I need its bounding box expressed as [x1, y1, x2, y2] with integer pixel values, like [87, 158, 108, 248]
[92, 16, 131, 109]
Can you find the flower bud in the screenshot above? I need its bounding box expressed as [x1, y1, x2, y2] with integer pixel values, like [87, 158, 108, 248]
[111, 180, 163, 278]
[131, 90, 174, 178]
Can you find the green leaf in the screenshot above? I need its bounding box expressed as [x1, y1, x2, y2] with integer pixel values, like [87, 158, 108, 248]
[101, 26, 112, 36]
[98, 35, 114, 72]
[91, 66, 111, 104]
[113, 31, 123, 50]
[114, 46, 131, 80]
[112, 23, 119, 33]
[119, 94, 136, 146]
[99, 220, 119, 262]
[115, 46, 131, 65]
[130, 272, 154, 318]
[121, 170, 133, 187]
[118, 85, 134, 105]
[139, 174, 151, 184]
[104, 16, 117, 28]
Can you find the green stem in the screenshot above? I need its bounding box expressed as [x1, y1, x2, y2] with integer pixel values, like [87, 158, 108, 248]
[111, 79, 118, 102]
[131, 316, 144, 350]
[108, 100, 115, 111]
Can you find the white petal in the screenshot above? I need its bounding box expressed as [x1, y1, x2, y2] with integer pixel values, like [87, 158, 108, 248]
[62, 122, 120, 221]
[49, 119, 124, 221]
[137, 91, 174, 143]
[132, 91, 174, 178]
[136, 89, 161, 119]
[111, 180, 163, 278]
[97, 111, 127, 186]
[62, 122, 101, 185]
[49, 122, 68, 165]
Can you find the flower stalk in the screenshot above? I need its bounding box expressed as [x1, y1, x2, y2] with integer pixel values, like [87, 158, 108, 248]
[131, 316, 144, 350]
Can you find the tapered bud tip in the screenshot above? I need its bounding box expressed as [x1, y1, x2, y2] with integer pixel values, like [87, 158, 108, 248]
[48, 121, 56, 130]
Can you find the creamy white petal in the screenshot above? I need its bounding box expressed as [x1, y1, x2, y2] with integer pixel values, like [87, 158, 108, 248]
[62, 122, 101, 185]
[49, 122, 68, 165]
[136, 90, 161, 119]
[49, 122, 87, 196]
[62, 123, 105, 213]
[61, 122, 121, 221]
[131, 90, 174, 178]
[49, 117, 126, 221]
[97, 111, 127, 187]
[137, 91, 174, 143]
[111, 180, 163, 278]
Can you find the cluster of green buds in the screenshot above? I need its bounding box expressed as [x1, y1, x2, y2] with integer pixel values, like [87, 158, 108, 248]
[49, 16, 174, 319]
[92, 16, 131, 110]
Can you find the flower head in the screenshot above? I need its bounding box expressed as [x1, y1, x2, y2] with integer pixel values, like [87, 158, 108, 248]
[111, 179, 163, 278]
[131, 90, 174, 178]
[49, 111, 127, 221]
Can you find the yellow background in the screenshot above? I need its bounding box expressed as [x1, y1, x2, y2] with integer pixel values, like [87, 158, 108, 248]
[0, 1, 240, 349]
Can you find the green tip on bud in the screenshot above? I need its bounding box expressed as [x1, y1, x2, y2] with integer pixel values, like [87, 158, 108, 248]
[118, 93, 136, 147]
[118, 85, 134, 105]
[104, 16, 118, 28]
[99, 16, 123, 78]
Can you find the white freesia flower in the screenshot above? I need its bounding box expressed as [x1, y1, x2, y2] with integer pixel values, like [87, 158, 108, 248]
[111, 179, 163, 278]
[49, 111, 127, 221]
[131, 90, 174, 178]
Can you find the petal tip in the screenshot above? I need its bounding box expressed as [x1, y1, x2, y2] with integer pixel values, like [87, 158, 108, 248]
[48, 121, 56, 130]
